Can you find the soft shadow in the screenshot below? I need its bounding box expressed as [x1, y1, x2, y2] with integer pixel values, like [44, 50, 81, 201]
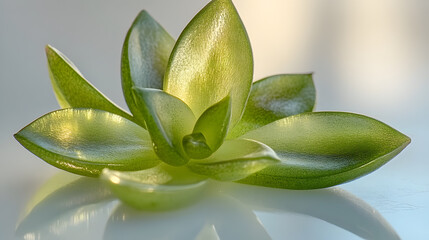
[17, 174, 399, 240]
[15, 172, 117, 240]
[221, 182, 400, 240]
[103, 191, 271, 240]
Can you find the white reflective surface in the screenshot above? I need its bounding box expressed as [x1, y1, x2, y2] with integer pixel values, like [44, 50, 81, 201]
[1, 0, 428, 239]
[13, 175, 403, 240]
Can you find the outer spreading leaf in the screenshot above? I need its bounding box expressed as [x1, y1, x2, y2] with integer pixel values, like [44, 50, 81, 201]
[14, 109, 159, 177]
[121, 10, 175, 126]
[238, 112, 410, 189]
[188, 139, 280, 181]
[183, 95, 232, 159]
[46, 45, 133, 121]
[229, 74, 315, 138]
[163, 0, 253, 127]
[101, 165, 207, 210]
[132, 88, 195, 166]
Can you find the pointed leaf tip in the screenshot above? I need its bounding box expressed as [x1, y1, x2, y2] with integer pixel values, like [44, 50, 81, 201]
[121, 10, 175, 127]
[15, 108, 159, 177]
[46, 45, 133, 122]
[164, 0, 253, 127]
[238, 112, 410, 189]
[193, 95, 232, 151]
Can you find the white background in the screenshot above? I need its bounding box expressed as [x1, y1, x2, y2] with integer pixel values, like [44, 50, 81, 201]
[1, 0, 428, 239]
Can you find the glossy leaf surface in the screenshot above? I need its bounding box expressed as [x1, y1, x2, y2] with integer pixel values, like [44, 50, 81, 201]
[132, 88, 195, 166]
[182, 133, 213, 159]
[238, 112, 410, 189]
[102, 165, 207, 210]
[163, 0, 253, 127]
[121, 10, 175, 126]
[184, 95, 231, 159]
[188, 139, 279, 181]
[14, 109, 159, 177]
[193, 95, 231, 151]
[46, 45, 132, 121]
[229, 74, 315, 138]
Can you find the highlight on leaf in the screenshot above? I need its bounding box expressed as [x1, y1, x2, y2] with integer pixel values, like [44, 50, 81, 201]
[14, 108, 160, 177]
[101, 165, 207, 210]
[163, 0, 253, 127]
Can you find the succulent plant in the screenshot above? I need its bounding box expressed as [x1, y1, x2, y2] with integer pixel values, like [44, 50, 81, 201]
[15, 0, 410, 210]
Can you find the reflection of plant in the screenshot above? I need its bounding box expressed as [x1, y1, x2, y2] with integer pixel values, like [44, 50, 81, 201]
[15, 0, 409, 209]
[16, 174, 399, 240]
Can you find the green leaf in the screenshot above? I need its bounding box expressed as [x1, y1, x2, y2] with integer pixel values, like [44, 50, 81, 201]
[187, 139, 280, 181]
[194, 95, 231, 150]
[132, 88, 195, 166]
[101, 165, 208, 210]
[163, 0, 253, 127]
[14, 108, 160, 177]
[182, 132, 213, 159]
[46, 45, 133, 121]
[237, 112, 410, 189]
[183, 95, 232, 159]
[229, 74, 315, 138]
[121, 10, 175, 126]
